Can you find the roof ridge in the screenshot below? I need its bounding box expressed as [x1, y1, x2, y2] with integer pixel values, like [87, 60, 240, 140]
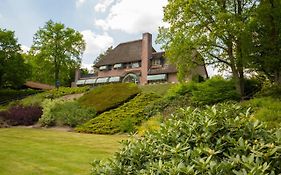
[118, 39, 142, 46]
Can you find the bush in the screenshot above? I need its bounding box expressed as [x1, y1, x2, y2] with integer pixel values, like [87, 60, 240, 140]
[76, 93, 160, 134]
[78, 83, 141, 113]
[137, 115, 162, 136]
[0, 89, 40, 105]
[256, 84, 281, 99]
[244, 97, 281, 128]
[39, 99, 96, 127]
[91, 103, 281, 174]
[140, 83, 175, 96]
[166, 77, 240, 105]
[0, 105, 42, 126]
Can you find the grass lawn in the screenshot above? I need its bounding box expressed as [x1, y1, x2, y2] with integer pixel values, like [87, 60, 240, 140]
[0, 127, 127, 175]
[140, 83, 175, 96]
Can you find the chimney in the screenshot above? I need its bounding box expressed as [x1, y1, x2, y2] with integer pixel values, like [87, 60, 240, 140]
[140, 33, 152, 85]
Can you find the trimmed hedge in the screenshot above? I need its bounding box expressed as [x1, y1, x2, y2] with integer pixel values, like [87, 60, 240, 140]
[78, 83, 141, 113]
[91, 103, 281, 174]
[76, 93, 160, 134]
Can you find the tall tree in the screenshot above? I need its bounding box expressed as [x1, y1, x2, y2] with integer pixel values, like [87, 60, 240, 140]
[247, 0, 281, 84]
[0, 29, 30, 88]
[158, 0, 259, 96]
[29, 20, 86, 87]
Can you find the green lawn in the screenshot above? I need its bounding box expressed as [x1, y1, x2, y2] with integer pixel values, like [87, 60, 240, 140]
[0, 127, 127, 175]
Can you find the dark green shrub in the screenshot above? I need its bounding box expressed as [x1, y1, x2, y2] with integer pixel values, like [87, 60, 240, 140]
[0, 105, 42, 126]
[0, 89, 40, 105]
[256, 84, 281, 99]
[39, 99, 96, 127]
[76, 93, 160, 134]
[78, 83, 141, 113]
[91, 103, 281, 174]
[244, 78, 262, 98]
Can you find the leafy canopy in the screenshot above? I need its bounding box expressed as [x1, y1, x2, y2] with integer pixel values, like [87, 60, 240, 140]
[29, 20, 85, 86]
[0, 28, 30, 88]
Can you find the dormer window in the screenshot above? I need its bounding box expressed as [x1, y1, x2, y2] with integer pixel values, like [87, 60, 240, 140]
[152, 59, 161, 66]
[99, 65, 108, 71]
[113, 63, 123, 69]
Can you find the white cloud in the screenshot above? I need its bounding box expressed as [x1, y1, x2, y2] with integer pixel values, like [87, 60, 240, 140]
[76, 0, 86, 7]
[94, 0, 167, 34]
[81, 30, 114, 55]
[94, 0, 115, 12]
[21, 45, 30, 53]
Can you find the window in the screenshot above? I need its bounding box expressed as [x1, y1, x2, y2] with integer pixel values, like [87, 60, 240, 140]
[151, 59, 161, 66]
[99, 66, 108, 71]
[131, 62, 140, 68]
[113, 63, 123, 69]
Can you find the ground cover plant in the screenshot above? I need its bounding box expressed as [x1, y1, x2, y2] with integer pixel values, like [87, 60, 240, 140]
[0, 127, 126, 175]
[78, 83, 141, 113]
[76, 93, 160, 134]
[39, 99, 96, 127]
[91, 103, 281, 174]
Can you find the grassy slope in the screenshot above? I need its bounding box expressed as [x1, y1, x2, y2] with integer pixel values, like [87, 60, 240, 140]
[0, 128, 126, 175]
[140, 83, 175, 96]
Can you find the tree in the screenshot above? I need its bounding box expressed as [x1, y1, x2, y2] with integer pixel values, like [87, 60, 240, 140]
[29, 20, 86, 87]
[158, 0, 259, 97]
[247, 0, 281, 84]
[93, 46, 113, 66]
[0, 29, 30, 88]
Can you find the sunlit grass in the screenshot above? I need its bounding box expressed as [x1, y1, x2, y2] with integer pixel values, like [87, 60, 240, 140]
[0, 127, 127, 175]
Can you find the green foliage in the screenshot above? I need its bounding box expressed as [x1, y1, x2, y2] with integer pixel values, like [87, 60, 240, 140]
[0, 89, 39, 103]
[28, 20, 86, 86]
[0, 28, 30, 88]
[256, 84, 281, 99]
[244, 97, 281, 128]
[140, 83, 175, 96]
[76, 93, 160, 134]
[91, 103, 281, 174]
[166, 77, 240, 106]
[20, 86, 89, 106]
[78, 83, 140, 113]
[137, 115, 162, 136]
[39, 99, 96, 127]
[247, 0, 281, 83]
[157, 0, 258, 96]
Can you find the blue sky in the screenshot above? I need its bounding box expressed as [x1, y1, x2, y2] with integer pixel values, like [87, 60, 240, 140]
[0, 0, 167, 70]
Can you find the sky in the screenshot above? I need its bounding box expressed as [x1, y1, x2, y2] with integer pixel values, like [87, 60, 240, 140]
[0, 0, 168, 70]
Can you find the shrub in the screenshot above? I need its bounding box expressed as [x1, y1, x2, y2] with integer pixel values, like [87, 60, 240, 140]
[76, 93, 160, 134]
[0, 105, 42, 126]
[78, 83, 141, 113]
[256, 84, 281, 99]
[91, 103, 281, 174]
[190, 77, 240, 105]
[244, 97, 281, 128]
[39, 99, 96, 127]
[137, 114, 162, 136]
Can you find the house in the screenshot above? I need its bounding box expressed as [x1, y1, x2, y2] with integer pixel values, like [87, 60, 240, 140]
[74, 33, 208, 86]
